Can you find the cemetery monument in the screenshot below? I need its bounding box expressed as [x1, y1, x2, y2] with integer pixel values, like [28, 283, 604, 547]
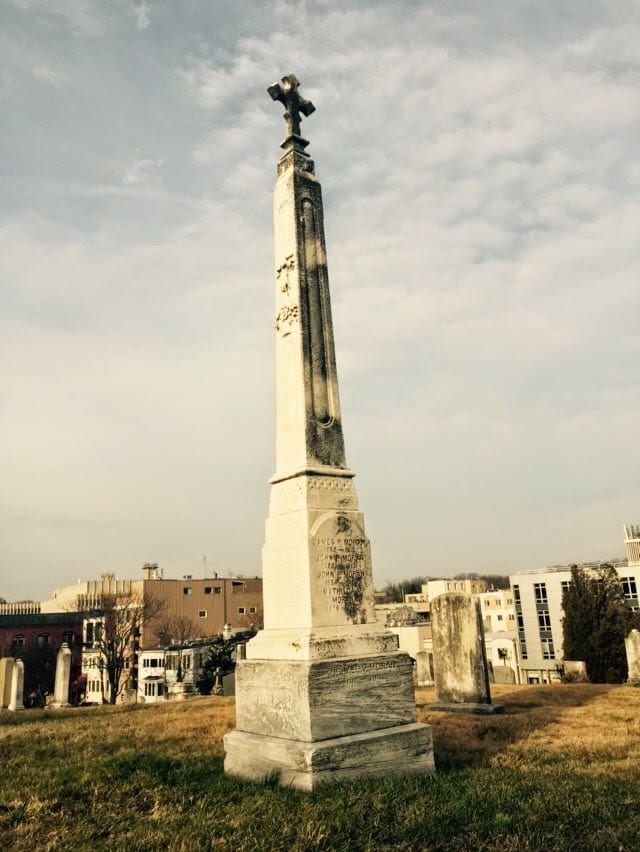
[224, 75, 435, 789]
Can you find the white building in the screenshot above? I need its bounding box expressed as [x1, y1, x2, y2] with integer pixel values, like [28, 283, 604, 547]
[510, 552, 640, 684]
[478, 589, 517, 633]
[137, 642, 218, 703]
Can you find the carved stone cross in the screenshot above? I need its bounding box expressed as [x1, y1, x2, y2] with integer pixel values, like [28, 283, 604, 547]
[267, 74, 315, 139]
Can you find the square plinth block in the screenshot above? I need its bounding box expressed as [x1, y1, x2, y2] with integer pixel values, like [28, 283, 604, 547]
[234, 653, 417, 742]
[224, 722, 434, 791]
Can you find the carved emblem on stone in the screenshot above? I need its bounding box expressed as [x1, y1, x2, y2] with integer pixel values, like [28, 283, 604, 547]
[276, 254, 295, 295]
[274, 304, 299, 332]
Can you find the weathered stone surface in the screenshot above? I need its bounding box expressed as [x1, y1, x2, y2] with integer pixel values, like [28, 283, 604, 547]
[235, 652, 416, 742]
[8, 659, 25, 711]
[430, 593, 502, 713]
[50, 643, 72, 708]
[0, 658, 15, 709]
[224, 722, 434, 791]
[625, 630, 640, 685]
[414, 650, 432, 686]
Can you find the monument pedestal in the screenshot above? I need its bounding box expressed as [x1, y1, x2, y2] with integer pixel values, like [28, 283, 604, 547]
[225, 722, 433, 791]
[225, 648, 433, 789]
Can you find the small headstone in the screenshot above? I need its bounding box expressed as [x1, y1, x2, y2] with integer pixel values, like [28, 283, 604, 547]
[212, 667, 224, 696]
[414, 651, 432, 686]
[50, 643, 72, 708]
[429, 593, 503, 714]
[0, 658, 15, 709]
[625, 630, 640, 685]
[8, 659, 25, 712]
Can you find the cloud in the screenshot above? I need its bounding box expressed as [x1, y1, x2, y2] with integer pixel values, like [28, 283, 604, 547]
[2, 1, 640, 598]
[131, 1, 151, 31]
[32, 64, 67, 85]
[7, 0, 102, 37]
[122, 157, 165, 186]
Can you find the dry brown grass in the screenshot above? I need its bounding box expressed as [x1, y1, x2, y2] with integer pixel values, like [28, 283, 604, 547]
[416, 682, 640, 776]
[1, 684, 639, 851]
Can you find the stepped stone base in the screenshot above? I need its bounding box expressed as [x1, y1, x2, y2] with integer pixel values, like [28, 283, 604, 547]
[224, 722, 434, 791]
[225, 651, 435, 789]
[429, 702, 504, 715]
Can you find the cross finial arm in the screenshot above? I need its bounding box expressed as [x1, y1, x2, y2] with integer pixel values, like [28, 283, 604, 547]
[268, 74, 315, 142]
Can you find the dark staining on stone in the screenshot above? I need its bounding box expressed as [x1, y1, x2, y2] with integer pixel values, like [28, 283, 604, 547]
[336, 561, 365, 623]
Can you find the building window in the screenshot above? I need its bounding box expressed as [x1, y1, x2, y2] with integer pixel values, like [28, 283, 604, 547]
[497, 614, 503, 621]
[183, 587, 192, 595]
[534, 583, 548, 604]
[62, 632, 74, 646]
[183, 654, 191, 670]
[513, 585, 520, 602]
[198, 610, 207, 618]
[204, 587, 212, 594]
[621, 577, 638, 600]
[541, 639, 555, 659]
[249, 607, 256, 614]
[11, 635, 25, 653]
[238, 607, 246, 614]
[214, 587, 222, 594]
[561, 580, 571, 593]
[537, 610, 551, 630]
[37, 633, 50, 647]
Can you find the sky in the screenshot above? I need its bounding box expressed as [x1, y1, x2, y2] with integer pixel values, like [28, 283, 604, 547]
[1, 0, 639, 602]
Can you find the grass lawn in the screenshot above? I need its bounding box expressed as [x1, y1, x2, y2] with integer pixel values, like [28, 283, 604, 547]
[1, 683, 639, 851]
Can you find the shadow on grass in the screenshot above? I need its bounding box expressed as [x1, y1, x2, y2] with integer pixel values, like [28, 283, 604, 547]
[416, 682, 617, 771]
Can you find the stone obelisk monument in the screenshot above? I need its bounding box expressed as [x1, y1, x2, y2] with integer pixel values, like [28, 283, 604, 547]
[223, 75, 434, 789]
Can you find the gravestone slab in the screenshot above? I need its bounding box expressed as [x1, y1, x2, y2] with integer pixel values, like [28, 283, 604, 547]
[625, 630, 640, 685]
[8, 659, 25, 711]
[414, 650, 433, 687]
[430, 593, 503, 715]
[50, 643, 72, 708]
[0, 658, 15, 709]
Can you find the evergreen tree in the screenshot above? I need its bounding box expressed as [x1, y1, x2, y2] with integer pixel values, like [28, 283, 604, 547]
[196, 637, 235, 695]
[562, 564, 640, 683]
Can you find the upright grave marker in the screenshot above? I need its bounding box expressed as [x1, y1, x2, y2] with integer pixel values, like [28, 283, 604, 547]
[430, 593, 504, 714]
[0, 658, 15, 709]
[224, 75, 435, 789]
[8, 659, 24, 712]
[625, 629, 640, 686]
[50, 643, 72, 709]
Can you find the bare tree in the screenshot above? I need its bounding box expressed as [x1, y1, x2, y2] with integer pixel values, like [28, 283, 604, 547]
[82, 592, 166, 704]
[155, 615, 201, 647]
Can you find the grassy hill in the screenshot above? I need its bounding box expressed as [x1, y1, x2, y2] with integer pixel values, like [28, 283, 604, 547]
[1, 683, 639, 850]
